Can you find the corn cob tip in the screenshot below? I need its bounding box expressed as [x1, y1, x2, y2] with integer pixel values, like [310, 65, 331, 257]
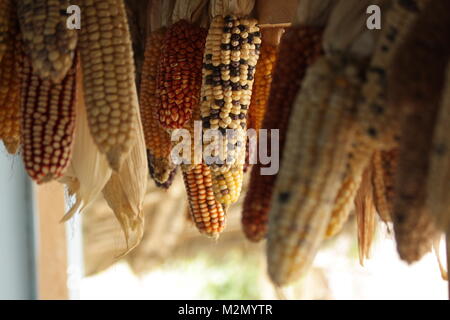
[106, 147, 128, 172]
[148, 156, 178, 189]
[2, 137, 20, 155]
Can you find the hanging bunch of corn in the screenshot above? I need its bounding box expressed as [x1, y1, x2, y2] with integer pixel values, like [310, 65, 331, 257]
[20, 54, 77, 184]
[77, 0, 139, 172]
[357, 0, 430, 149]
[388, 0, 449, 263]
[0, 7, 21, 154]
[372, 149, 398, 223]
[140, 28, 177, 188]
[16, 0, 77, 83]
[242, 0, 329, 242]
[156, 19, 207, 129]
[59, 68, 112, 221]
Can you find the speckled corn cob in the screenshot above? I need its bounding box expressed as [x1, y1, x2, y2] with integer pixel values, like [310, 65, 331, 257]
[242, 26, 323, 242]
[183, 164, 226, 237]
[16, 0, 77, 83]
[211, 164, 244, 206]
[140, 28, 176, 187]
[20, 55, 77, 184]
[0, 38, 21, 154]
[267, 56, 361, 286]
[372, 149, 398, 223]
[157, 20, 206, 129]
[247, 43, 277, 132]
[0, 0, 14, 63]
[77, 0, 139, 171]
[201, 15, 261, 170]
[388, 0, 449, 263]
[357, 0, 430, 148]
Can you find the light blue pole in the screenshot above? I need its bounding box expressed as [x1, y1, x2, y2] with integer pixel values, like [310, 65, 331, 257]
[0, 144, 37, 299]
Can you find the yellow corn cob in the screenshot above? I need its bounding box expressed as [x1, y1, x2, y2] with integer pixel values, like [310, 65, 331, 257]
[242, 25, 323, 242]
[201, 15, 261, 171]
[140, 28, 177, 187]
[157, 20, 206, 129]
[247, 42, 277, 132]
[0, 0, 14, 63]
[211, 164, 244, 206]
[0, 39, 21, 154]
[326, 166, 362, 238]
[20, 54, 77, 184]
[77, 0, 139, 171]
[372, 149, 398, 223]
[357, 0, 430, 148]
[388, 0, 449, 263]
[182, 164, 226, 237]
[16, 0, 77, 83]
[267, 56, 361, 286]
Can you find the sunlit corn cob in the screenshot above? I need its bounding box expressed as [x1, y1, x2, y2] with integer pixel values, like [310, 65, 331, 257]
[182, 164, 226, 237]
[426, 63, 450, 232]
[357, 0, 430, 148]
[388, 0, 448, 263]
[20, 54, 77, 184]
[326, 166, 362, 238]
[247, 43, 277, 132]
[267, 56, 361, 286]
[16, 0, 77, 83]
[211, 164, 244, 206]
[157, 20, 206, 129]
[201, 15, 261, 170]
[140, 28, 177, 187]
[242, 26, 323, 242]
[372, 149, 398, 223]
[77, 0, 139, 171]
[0, 0, 14, 63]
[0, 38, 21, 154]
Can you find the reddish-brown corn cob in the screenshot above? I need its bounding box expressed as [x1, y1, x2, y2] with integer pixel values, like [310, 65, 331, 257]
[247, 43, 277, 132]
[182, 164, 226, 237]
[0, 39, 21, 154]
[77, 0, 139, 171]
[388, 0, 450, 263]
[0, 0, 15, 64]
[16, 0, 77, 83]
[20, 55, 77, 184]
[201, 15, 261, 171]
[211, 164, 244, 206]
[372, 149, 398, 223]
[242, 25, 323, 242]
[140, 28, 177, 187]
[267, 56, 361, 286]
[157, 20, 206, 129]
[357, 0, 430, 149]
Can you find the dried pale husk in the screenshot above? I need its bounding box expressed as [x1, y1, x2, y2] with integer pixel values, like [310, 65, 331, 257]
[172, 0, 209, 25]
[59, 67, 112, 221]
[102, 104, 148, 254]
[256, 0, 299, 24]
[293, 0, 335, 26]
[323, 0, 390, 60]
[209, 0, 255, 17]
[149, 0, 176, 31]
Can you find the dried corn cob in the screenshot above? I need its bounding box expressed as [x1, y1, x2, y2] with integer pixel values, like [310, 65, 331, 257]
[247, 42, 277, 132]
[140, 28, 177, 187]
[201, 15, 261, 170]
[0, 0, 15, 63]
[372, 149, 398, 223]
[77, 0, 139, 171]
[211, 164, 244, 206]
[20, 55, 77, 184]
[357, 0, 430, 148]
[426, 63, 450, 232]
[16, 0, 77, 83]
[157, 20, 206, 129]
[326, 166, 362, 238]
[242, 26, 323, 242]
[267, 56, 361, 286]
[182, 164, 226, 237]
[0, 39, 21, 154]
[388, 0, 449, 263]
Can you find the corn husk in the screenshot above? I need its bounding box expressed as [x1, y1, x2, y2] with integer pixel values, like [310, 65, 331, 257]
[149, 0, 176, 31]
[209, 0, 255, 17]
[59, 67, 112, 220]
[172, 0, 209, 25]
[293, 0, 335, 26]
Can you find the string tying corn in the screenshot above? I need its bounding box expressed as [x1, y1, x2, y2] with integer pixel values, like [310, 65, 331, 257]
[242, 25, 323, 242]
